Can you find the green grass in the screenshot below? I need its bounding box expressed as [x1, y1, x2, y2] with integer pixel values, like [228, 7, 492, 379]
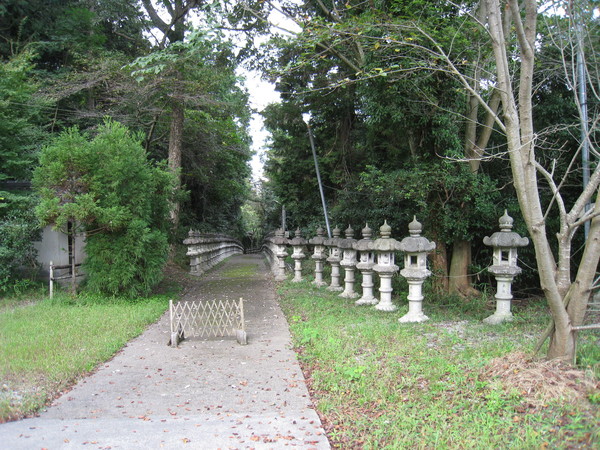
[0, 290, 171, 422]
[278, 277, 599, 449]
[221, 263, 259, 278]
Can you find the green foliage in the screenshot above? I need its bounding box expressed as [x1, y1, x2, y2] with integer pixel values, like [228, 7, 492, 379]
[333, 161, 501, 243]
[127, 29, 253, 238]
[0, 51, 49, 291]
[33, 120, 175, 296]
[84, 221, 169, 297]
[0, 51, 50, 182]
[0, 194, 40, 292]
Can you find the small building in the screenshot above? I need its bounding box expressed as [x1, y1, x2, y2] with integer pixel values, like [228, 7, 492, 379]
[1, 180, 86, 279]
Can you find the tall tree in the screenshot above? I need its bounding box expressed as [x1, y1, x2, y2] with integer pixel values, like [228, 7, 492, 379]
[481, 0, 599, 360]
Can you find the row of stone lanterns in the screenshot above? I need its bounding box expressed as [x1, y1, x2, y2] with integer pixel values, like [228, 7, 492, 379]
[269, 212, 527, 325]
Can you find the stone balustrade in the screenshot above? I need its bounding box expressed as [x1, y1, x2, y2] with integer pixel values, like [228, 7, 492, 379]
[184, 231, 244, 276]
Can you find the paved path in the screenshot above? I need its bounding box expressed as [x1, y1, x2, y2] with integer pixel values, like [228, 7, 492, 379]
[1, 255, 330, 449]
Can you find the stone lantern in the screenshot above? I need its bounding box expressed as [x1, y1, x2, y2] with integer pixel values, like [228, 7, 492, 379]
[325, 226, 344, 291]
[354, 224, 378, 305]
[397, 217, 436, 323]
[338, 225, 359, 299]
[289, 228, 307, 282]
[309, 226, 328, 287]
[482, 211, 529, 324]
[373, 220, 401, 311]
[273, 228, 289, 281]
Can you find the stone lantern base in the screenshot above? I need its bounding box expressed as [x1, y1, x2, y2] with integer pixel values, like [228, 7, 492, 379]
[483, 275, 515, 324]
[356, 270, 377, 305]
[483, 299, 514, 324]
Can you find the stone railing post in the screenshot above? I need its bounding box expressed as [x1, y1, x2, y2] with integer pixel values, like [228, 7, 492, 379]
[373, 221, 400, 312]
[397, 217, 436, 323]
[325, 226, 343, 292]
[482, 211, 529, 324]
[354, 224, 377, 305]
[309, 226, 328, 287]
[339, 225, 359, 299]
[289, 228, 307, 282]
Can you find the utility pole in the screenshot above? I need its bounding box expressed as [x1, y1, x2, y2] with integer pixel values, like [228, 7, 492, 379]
[572, 0, 591, 238]
[303, 115, 332, 238]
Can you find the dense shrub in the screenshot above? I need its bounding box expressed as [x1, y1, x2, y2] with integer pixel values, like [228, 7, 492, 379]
[0, 194, 40, 292]
[33, 120, 175, 296]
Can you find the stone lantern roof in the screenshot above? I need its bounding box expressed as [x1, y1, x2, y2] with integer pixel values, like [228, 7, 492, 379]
[288, 228, 307, 246]
[398, 217, 436, 253]
[337, 225, 357, 249]
[324, 226, 342, 247]
[309, 226, 327, 245]
[353, 223, 375, 252]
[272, 228, 288, 246]
[483, 211, 529, 248]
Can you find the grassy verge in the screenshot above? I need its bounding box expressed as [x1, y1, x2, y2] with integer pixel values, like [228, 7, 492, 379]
[277, 278, 599, 449]
[0, 290, 172, 422]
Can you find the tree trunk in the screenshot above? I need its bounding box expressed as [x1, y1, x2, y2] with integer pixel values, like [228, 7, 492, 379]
[547, 322, 575, 361]
[168, 100, 184, 250]
[448, 239, 480, 297]
[430, 236, 449, 296]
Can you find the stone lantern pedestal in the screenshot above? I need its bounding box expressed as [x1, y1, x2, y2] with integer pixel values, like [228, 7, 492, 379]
[354, 224, 377, 305]
[339, 225, 359, 299]
[483, 211, 529, 324]
[373, 221, 400, 311]
[325, 226, 344, 292]
[273, 229, 289, 281]
[398, 217, 436, 323]
[309, 227, 328, 287]
[289, 228, 307, 282]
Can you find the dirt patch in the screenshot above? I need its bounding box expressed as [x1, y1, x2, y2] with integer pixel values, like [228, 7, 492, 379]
[482, 351, 599, 407]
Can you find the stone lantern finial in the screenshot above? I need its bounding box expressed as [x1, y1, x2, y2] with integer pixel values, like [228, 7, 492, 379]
[332, 226, 341, 238]
[408, 216, 422, 236]
[345, 224, 354, 239]
[362, 223, 372, 239]
[499, 210, 513, 231]
[380, 220, 392, 238]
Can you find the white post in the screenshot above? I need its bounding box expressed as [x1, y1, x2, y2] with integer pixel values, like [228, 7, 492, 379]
[170, 299, 178, 347]
[49, 260, 54, 299]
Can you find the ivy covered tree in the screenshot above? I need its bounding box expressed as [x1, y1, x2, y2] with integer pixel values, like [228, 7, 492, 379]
[33, 120, 175, 296]
[0, 51, 51, 291]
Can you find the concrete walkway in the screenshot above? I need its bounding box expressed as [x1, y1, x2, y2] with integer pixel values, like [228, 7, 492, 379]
[1, 255, 330, 449]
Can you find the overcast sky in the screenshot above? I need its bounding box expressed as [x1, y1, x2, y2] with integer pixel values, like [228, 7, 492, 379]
[245, 70, 279, 183]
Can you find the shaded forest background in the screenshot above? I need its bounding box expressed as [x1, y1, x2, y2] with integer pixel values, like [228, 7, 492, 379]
[0, 1, 597, 310]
